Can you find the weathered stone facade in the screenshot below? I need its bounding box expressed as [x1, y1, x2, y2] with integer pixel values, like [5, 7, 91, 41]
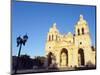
[45, 15, 96, 68]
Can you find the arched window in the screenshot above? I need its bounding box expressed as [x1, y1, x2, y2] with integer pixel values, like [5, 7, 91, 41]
[49, 35, 51, 41]
[52, 35, 53, 41]
[56, 35, 57, 41]
[78, 29, 80, 35]
[82, 28, 84, 34]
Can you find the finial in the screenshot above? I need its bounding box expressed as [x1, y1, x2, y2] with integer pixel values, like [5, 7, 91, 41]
[80, 14, 84, 20]
[53, 22, 56, 28]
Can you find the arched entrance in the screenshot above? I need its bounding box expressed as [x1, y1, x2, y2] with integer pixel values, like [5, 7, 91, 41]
[78, 48, 85, 66]
[47, 52, 55, 66]
[60, 48, 68, 67]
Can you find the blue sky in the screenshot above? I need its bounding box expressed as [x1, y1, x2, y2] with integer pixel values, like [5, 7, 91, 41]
[12, 1, 96, 57]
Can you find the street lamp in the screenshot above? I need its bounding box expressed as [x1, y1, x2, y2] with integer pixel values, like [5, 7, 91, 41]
[14, 34, 28, 74]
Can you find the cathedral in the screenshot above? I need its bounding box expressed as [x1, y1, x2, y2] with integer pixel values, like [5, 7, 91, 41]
[45, 15, 96, 68]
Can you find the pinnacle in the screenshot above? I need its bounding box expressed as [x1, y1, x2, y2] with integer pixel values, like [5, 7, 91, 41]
[53, 22, 57, 28]
[80, 14, 84, 20]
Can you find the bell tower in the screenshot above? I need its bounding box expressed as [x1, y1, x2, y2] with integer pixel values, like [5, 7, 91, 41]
[47, 23, 59, 42]
[75, 14, 92, 47]
[45, 23, 60, 55]
[74, 14, 93, 66]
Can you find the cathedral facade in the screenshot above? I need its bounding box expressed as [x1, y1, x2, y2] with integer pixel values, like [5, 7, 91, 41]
[45, 15, 96, 68]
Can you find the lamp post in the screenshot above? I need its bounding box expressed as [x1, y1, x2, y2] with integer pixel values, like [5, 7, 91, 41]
[14, 34, 28, 74]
